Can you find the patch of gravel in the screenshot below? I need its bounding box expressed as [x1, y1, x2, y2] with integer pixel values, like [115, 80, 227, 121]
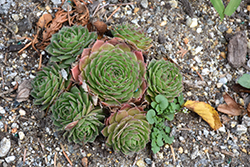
[0, 0, 250, 166]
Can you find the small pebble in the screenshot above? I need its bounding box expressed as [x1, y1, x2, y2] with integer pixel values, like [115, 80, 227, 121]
[196, 27, 202, 33]
[0, 138, 11, 157]
[186, 18, 198, 28]
[140, 0, 148, 9]
[0, 107, 6, 114]
[19, 109, 26, 116]
[136, 159, 146, 167]
[144, 158, 152, 165]
[5, 156, 15, 163]
[178, 147, 184, 154]
[18, 131, 25, 140]
[218, 125, 226, 133]
[226, 28, 232, 34]
[236, 125, 247, 135]
[12, 14, 19, 21]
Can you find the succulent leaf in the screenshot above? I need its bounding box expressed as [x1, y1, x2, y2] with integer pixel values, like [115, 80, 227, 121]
[146, 59, 183, 102]
[111, 24, 153, 51]
[46, 25, 97, 68]
[51, 86, 105, 144]
[101, 105, 151, 155]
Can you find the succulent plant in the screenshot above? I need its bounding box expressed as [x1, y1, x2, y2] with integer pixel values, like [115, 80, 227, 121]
[101, 104, 151, 155]
[46, 25, 97, 68]
[31, 63, 66, 110]
[51, 86, 105, 144]
[146, 59, 183, 102]
[71, 38, 147, 107]
[111, 24, 153, 51]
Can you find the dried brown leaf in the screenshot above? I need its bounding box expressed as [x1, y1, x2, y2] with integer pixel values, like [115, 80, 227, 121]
[16, 80, 32, 103]
[232, 83, 250, 93]
[93, 20, 107, 38]
[37, 13, 52, 28]
[217, 93, 243, 116]
[247, 103, 250, 117]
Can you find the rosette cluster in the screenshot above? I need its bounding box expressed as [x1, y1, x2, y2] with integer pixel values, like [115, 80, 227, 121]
[101, 104, 151, 155]
[111, 24, 153, 51]
[31, 63, 66, 110]
[51, 86, 105, 143]
[71, 38, 146, 107]
[146, 59, 183, 102]
[46, 25, 97, 68]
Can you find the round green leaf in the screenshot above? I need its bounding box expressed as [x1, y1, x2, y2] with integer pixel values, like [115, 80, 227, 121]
[238, 74, 250, 89]
[155, 94, 169, 110]
[146, 109, 156, 124]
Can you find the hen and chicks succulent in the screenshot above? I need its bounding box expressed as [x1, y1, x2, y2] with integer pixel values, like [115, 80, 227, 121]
[31, 23, 183, 155]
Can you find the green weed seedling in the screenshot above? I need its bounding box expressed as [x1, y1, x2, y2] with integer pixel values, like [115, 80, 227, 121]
[210, 0, 242, 21]
[146, 94, 184, 154]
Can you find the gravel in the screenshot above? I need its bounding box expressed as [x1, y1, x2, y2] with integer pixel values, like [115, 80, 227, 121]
[0, 0, 250, 166]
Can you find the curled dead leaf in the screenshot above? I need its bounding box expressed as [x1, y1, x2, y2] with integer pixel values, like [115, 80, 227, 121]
[247, 103, 250, 117]
[16, 80, 32, 103]
[93, 20, 107, 39]
[37, 13, 52, 28]
[217, 93, 243, 116]
[184, 100, 222, 130]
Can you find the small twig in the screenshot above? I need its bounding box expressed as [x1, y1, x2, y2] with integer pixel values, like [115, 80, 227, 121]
[60, 143, 73, 166]
[38, 138, 48, 164]
[23, 148, 27, 163]
[4, 124, 7, 132]
[191, 67, 204, 81]
[38, 53, 43, 70]
[170, 145, 176, 164]
[1, 68, 4, 89]
[20, 116, 36, 122]
[132, 154, 138, 166]
[92, 3, 100, 16]
[109, 2, 134, 6]
[107, 6, 120, 21]
[0, 21, 17, 41]
[67, 5, 72, 26]
[54, 152, 57, 167]
[177, 128, 191, 131]
[177, 46, 189, 59]
[18, 42, 32, 54]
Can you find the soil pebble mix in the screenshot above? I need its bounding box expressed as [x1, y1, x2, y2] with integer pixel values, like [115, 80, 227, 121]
[0, 0, 250, 166]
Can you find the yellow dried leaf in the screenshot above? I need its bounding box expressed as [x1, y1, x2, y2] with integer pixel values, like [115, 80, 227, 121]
[184, 100, 222, 130]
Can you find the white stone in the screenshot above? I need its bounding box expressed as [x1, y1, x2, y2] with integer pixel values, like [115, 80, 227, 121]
[11, 14, 19, 21]
[18, 131, 25, 140]
[194, 46, 203, 55]
[218, 125, 226, 133]
[5, 156, 15, 163]
[0, 138, 11, 157]
[51, 0, 61, 5]
[196, 27, 202, 33]
[201, 68, 210, 75]
[216, 83, 223, 88]
[19, 109, 26, 116]
[169, 0, 178, 8]
[0, 107, 5, 114]
[236, 125, 247, 135]
[187, 18, 198, 28]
